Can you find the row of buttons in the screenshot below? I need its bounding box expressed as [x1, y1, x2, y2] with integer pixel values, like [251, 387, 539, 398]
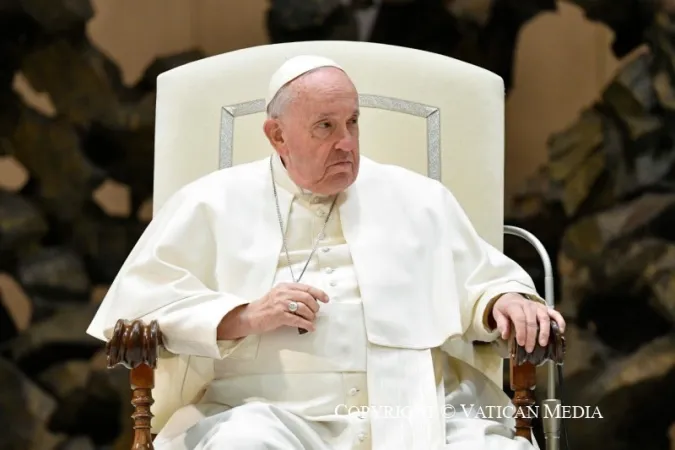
[312, 206, 344, 307]
[350, 390, 369, 443]
[318, 225, 335, 284]
[342, 375, 369, 446]
[326, 265, 337, 287]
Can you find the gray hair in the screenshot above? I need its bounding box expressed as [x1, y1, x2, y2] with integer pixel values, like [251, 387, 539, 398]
[267, 83, 295, 119]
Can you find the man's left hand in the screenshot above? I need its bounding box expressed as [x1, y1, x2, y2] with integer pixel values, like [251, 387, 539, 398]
[491, 293, 565, 353]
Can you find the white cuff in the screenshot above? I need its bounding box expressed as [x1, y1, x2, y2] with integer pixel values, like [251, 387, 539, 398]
[216, 335, 260, 360]
[156, 294, 252, 359]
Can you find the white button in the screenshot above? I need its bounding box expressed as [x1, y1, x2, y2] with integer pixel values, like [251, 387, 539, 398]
[316, 209, 326, 217]
[330, 281, 337, 287]
[321, 247, 330, 253]
[325, 267, 334, 274]
[358, 413, 366, 420]
[348, 387, 359, 396]
[311, 197, 321, 204]
[357, 433, 367, 441]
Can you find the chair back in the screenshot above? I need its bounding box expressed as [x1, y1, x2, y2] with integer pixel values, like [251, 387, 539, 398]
[155, 40, 506, 249]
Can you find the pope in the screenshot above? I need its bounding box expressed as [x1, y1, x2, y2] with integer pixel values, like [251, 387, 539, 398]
[87, 55, 565, 450]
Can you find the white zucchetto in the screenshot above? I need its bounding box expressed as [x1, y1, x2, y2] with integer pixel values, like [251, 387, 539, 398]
[266, 55, 344, 109]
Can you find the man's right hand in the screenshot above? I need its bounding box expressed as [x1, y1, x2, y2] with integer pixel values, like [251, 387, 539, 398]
[217, 283, 329, 339]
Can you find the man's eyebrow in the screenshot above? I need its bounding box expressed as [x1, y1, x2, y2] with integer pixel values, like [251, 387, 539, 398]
[316, 109, 360, 119]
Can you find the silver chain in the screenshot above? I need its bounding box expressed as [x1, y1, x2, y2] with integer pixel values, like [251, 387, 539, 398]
[270, 155, 337, 283]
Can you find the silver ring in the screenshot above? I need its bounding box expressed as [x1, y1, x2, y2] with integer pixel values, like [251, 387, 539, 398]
[288, 301, 298, 313]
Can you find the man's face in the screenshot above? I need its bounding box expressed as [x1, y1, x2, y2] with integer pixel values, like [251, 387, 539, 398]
[264, 68, 360, 195]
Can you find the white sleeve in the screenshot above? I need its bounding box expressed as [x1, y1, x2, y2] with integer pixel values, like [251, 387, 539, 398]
[86, 185, 252, 360]
[441, 187, 545, 344]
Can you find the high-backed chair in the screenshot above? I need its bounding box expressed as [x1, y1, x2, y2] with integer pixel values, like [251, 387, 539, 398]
[103, 41, 565, 450]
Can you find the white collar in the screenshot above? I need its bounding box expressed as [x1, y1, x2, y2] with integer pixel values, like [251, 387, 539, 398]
[270, 153, 336, 204]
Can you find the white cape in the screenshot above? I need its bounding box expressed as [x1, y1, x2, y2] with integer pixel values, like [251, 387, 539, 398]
[88, 156, 542, 449]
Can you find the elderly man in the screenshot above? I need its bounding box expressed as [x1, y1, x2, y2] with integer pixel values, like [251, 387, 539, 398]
[87, 55, 565, 450]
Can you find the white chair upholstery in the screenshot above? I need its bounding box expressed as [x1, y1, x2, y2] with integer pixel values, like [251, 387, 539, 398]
[154, 40, 506, 250]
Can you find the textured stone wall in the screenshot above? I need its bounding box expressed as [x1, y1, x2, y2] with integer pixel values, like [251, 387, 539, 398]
[505, 4, 675, 448]
[0, 1, 204, 448]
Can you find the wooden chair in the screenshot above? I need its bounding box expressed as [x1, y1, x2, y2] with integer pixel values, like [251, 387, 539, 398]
[106, 315, 564, 449]
[94, 41, 566, 449]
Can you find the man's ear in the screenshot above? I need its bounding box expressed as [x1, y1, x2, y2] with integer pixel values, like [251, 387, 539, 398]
[263, 118, 284, 149]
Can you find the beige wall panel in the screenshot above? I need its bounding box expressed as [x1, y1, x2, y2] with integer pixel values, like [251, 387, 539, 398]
[504, 2, 618, 198]
[86, 0, 196, 84]
[192, 0, 269, 55]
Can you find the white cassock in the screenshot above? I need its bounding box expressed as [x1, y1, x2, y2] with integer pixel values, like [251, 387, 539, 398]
[87, 153, 542, 450]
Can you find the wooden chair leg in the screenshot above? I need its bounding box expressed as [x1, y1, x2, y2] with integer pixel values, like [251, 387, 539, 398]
[106, 319, 164, 450]
[509, 323, 566, 443]
[510, 360, 536, 441]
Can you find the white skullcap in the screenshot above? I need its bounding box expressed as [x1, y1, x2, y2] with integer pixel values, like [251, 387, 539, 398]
[266, 55, 344, 109]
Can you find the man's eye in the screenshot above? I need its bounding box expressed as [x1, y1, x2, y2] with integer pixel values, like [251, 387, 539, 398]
[319, 122, 331, 128]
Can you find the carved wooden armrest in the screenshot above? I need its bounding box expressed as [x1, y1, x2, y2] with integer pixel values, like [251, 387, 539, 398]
[106, 319, 164, 450]
[509, 323, 566, 441]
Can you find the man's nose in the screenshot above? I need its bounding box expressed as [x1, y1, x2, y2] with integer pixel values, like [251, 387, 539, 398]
[335, 127, 357, 151]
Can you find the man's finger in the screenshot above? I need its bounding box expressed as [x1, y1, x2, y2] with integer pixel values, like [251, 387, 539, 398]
[523, 303, 538, 353]
[283, 312, 315, 332]
[536, 306, 550, 347]
[287, 302, 315, 321]
[495, 310, 510, 340]
[286, 292, 321, 313]
[289, 283, 330, 303]
[548, 309, 566, 333]
[508, 304, 527, 347]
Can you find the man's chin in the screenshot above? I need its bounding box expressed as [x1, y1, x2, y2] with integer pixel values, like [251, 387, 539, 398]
[316, 173, 356, 195]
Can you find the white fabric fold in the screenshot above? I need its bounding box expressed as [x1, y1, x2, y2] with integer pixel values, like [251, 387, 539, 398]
[366, 344, 444, 449]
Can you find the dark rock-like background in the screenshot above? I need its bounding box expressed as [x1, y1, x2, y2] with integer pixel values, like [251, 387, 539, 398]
[504, 3, 675, 449]
[0, 1, 205, 448]
[0, 0, 673, 448]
